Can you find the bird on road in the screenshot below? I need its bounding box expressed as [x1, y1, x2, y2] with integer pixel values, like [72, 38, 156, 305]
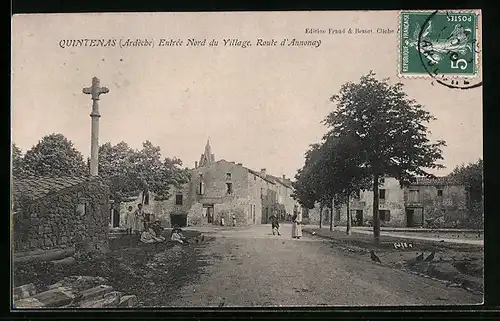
[424, 251, 435, 262]
[415, 253, 424, 261]
[370, 250, 381, 263]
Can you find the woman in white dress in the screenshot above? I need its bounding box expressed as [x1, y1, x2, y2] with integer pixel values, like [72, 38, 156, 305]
[291, 211, 303, 239]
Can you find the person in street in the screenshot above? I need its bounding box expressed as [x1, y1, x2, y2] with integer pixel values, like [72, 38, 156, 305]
[270, 213, 281, 236]
[220, 216, 225, 226]
[171, 225, 188, 244]
[140, 223, 164, 243]
[124, 206, 135, 235]
[291, 211, 303, 239]
[232, 214, 236, 227]
[151, 220, 164, 238]
[133, 203, 144, 235]
[148, 223, 165, 242]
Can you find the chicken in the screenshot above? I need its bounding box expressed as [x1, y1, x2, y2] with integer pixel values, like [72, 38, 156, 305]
[370, 250, 381, 263]
[424, 251, 435, 262]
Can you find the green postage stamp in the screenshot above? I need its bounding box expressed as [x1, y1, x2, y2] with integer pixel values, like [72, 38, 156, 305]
[399, 11, 479, 77]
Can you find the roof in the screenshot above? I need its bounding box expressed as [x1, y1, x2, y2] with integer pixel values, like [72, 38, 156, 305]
[12, 176, 97, 202]
[247, 169, 276, 185]
[410, 176, 462, 186]
[267, 174, 293, 188]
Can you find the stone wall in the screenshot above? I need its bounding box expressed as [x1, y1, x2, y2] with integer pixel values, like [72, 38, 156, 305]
[13, 180, 110, 254]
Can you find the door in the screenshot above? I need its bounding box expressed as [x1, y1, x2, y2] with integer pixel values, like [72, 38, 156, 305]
[406, 209, 414, 227]
[207, 206, 214, 224]
[413, 208, 424, 227]
[112, 209, 120, 227]
[356, 210, 363, 226]
[171, 214, 187, 227]
[406, 208, 424, 227]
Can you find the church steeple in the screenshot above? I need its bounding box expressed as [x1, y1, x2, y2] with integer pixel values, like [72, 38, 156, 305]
[198, 138, 215, 168]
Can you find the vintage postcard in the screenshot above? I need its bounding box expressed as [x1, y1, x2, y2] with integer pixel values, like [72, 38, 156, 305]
[11, 10, 483, 309]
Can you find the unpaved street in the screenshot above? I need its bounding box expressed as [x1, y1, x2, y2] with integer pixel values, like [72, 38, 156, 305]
[169, 224, 482, 307]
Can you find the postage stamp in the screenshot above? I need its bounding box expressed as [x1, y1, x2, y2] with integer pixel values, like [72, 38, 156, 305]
[399, 11, 479, 77]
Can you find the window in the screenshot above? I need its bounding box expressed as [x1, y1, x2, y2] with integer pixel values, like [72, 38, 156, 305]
[175, 194, 183, 205]
[408, 189, 420, 203]
[353, 190, 361, 199]
[197, 174, 205, 195]
[379, 177, 385, 185]
[437, 189, 443, 197]
[76, 203, 86, 216]
[379, 189, 386, 200]
[379, 209, 391, 221]
[226, 172, 232, 180]
[226, 182, 233, 194]
[142, 191, 150, 205]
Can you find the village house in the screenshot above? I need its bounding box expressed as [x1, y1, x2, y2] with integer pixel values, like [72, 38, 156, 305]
[308, 176, 468, 228]
[119, 140, 302, 228]
[12, 176, 111, 255]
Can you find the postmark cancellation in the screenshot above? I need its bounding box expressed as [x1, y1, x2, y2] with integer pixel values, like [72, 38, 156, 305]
[399, 10, 480, 79]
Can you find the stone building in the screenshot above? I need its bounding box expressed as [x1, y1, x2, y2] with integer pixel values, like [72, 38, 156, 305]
[119, 140, 302, 227]
[403, 177, 467, 227]
[308, 176, 468, 228]
[12, 176, 110, 254]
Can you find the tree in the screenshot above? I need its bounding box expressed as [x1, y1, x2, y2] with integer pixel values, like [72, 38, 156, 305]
[324, 71, 446, 243]
[98, 141, 191, 204]
[448, 159, 483, 213]
[12, 143, 26, 177]
[23, 134, 87, 177]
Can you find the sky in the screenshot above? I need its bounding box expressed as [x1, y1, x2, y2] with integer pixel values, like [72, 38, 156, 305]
[11, 11, 483, 179]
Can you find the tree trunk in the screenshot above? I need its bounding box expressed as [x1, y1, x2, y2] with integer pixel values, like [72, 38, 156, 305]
[373, 174, 380, 244]
[346, 191, 352, 235]
[319, 203, 323, 229]
[329, 197, 334, 231]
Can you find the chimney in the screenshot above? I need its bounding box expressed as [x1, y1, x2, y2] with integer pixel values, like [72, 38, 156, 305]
[237, 163, 242, 166]
[195, 161, 198, 168]
[260, 168, 267, 177]
[282, 174, 286, 180]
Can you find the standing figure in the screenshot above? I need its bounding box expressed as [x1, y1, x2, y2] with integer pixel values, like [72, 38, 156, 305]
[134, 203, 144, 235]
[291, 211, 303, 239]
[270, 213, 281, 236]
[124, 206, 135, 235]
[220, 216, 225, 226]
[232, 214, 236, 227]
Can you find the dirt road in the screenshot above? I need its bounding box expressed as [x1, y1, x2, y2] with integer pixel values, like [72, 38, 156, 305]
[168, 224, 482, 307]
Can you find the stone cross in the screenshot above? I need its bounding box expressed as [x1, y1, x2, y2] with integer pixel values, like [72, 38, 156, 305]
[83, 77, 109, 176]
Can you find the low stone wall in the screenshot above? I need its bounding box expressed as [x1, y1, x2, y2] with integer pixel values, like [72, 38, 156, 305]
[13, 276, 137, 309]
[13, 180, 110, 254]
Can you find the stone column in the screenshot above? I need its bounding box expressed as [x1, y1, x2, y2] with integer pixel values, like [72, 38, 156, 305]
[83, 77, 109, 176]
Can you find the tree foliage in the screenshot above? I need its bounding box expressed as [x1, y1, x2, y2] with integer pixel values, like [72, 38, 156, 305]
[324, 71, 446, 242]
[12, 143, 26, 177]
[448, 159, 483, 209]
[98, 141, 191, 202]
[22, 134, 87, 177]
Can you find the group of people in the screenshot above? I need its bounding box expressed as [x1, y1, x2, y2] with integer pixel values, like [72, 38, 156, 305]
[124, 203, 153, 235]
[268, 212, 302, 239]
[123, 203, 188, 244]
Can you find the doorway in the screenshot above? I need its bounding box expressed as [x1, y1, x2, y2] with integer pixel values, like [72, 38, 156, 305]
[355, 210, 363, 226]
[112, 209, 120, 228]
[406, 207, 424, 227]
[171, 214, 187, 227]
[204, 205, 214, 224]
